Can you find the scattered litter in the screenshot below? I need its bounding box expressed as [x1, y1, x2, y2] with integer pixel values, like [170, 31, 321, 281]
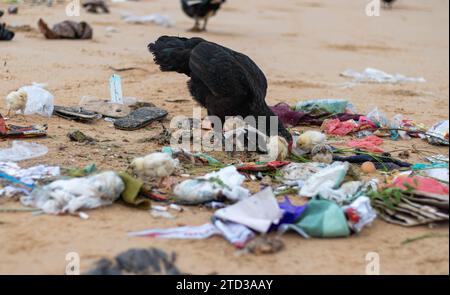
[1, 115, 48, 139]
[347, 135, 384, 153]
[79, 96, 132, 118]
[333, 154, 411, 170]
[370, 175, 449, 226]
[53, 106, 101, 123]
[0, 162, 59, 198]
[21, 171, 125, 215]
[295, 98, 354, 114]
[278, 197, 307, 226]
[38, 18, 93, 40]
[341, 68, 426, 86]
[343, 196, 377, 233]
[173, 166, 249, 205]
[214, 187, 283, 233]
[213, 219, 255, 248]
[300, 162, 349, 198]
[281, 199, 350, 238]
[67, 130, 96, 144]
[0, 141, 48, 162]
[129, 223, 221, 239]
[110, 74, 124, 104]
[114, 107, 168, 130]
[85, 248, 181, 275]
[121, 13, 174, 27]
[425, 120, 449, 146]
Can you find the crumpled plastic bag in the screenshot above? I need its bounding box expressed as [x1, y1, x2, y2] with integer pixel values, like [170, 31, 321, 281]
[300, 162, 349, 198]
[173, 166, 250, 205]
[343, 196, 377, 233]
[214, 187, 284, 233]
[19, 83, 54, 117]
[21, 171, 125, 215]
[281, 199, 350, 238]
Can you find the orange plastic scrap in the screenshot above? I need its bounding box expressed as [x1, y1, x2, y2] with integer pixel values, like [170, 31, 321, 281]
[347, 135, 384, 153]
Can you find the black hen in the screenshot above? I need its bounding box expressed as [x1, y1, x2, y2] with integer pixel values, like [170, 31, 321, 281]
[181, 0, 226, 32]
[148, 36, 292, 143]
[0, 23, 15, 41]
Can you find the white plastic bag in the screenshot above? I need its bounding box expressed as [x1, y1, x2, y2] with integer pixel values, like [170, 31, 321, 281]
[19, 83, 54, 117]
[0, 141, 48, 162]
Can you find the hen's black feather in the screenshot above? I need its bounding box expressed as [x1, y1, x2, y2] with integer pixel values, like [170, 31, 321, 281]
[0, 23, 14, 41]
[148, 36, 292, 142]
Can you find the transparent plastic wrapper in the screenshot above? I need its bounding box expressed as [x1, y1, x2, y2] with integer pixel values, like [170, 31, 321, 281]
[0, 141, 48, 162]
[121, 13, 174, 27]
[19, 83, 54, 117]
[341, 68, 426, 85]
[21, 171, 125, 215]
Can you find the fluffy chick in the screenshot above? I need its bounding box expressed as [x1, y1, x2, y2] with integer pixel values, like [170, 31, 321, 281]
[5, 89, 28, 117]
[311, 144, 333, 164]
[297, 131, 327, 153]
[266, 136, 289, 161]
[131, 152, 179, 179]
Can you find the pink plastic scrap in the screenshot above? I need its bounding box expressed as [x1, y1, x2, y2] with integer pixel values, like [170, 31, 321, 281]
[347, 135, 384, 153]
[321, 119, 358, 136]
[389, 176, 449, 197]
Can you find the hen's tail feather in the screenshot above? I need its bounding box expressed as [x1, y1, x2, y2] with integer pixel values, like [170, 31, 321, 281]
[148, 36, 204, 76]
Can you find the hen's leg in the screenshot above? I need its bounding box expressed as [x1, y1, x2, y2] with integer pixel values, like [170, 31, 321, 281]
[202, 16, 209, 32]
[188, 17, 202, 32]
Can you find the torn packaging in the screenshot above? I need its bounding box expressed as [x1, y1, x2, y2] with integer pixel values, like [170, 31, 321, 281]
[214, 187, 283, 233]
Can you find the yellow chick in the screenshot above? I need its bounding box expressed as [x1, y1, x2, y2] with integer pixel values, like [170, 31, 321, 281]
[265, 136, 289, 162]
[5, 89, 28, 117]
[131, 152, 179, 179]
[297, 131, 327, 153]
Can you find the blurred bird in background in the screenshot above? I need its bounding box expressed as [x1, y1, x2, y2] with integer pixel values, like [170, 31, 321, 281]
[181, 0, 226, 32]
[382, 0, 396, 9]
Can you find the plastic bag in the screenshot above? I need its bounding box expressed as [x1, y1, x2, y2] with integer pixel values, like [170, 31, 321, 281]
[19, 83, 54, 117]
[0, 141, 48, 162]
[173, 166, 250, 205]
[295, 98, 352, 114]
[21, 171, 124, 215]
[300, 162, 349, 198]
[282, 199, 350, 238]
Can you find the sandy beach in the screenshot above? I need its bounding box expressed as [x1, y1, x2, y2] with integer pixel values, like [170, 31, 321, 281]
[0, 0, 449, 274]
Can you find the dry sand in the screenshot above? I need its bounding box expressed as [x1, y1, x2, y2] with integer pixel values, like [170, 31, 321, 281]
[0, 0, 449, 275]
